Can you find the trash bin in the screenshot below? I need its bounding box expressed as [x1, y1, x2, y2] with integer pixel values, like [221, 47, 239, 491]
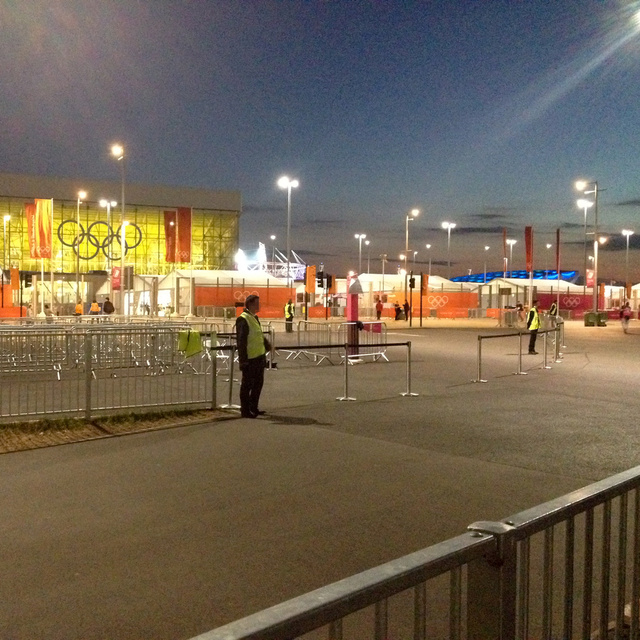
[597, 311, 608, 326]
[584, 312, 596, 327]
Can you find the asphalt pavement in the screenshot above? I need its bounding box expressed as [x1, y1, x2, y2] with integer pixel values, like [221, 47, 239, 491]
[1, 318, 639, 639]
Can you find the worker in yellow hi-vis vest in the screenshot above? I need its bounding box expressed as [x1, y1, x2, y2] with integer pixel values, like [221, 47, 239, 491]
[74, 300, 83, 317]
[235, 294, 271, 418]
[527, 299, 540, 355]
[89, 299, 100, 315]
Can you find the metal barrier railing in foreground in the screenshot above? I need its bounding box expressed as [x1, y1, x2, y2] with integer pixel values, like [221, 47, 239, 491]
[473, 325, 564, 383]
[190, 463, 640, 640]
[0, 324, 216, 421]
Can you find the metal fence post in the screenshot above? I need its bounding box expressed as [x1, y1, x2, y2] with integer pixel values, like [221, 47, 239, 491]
[211, 345, 217, 410]
[515, 333, 527, 376]
[401, 341, 418, 397]
[473, 336, 487, 383]
[542, 331, 551, 369]
[337, 344, 355, 401]
[466, 521, 518, 640]
[84, 331, 93, 420]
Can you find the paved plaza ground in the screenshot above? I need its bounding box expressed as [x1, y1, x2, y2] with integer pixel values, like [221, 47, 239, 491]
[1, 319, 639, 639]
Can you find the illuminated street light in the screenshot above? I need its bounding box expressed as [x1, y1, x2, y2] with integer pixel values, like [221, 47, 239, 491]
[75, 191, 86, 297]
[111, 144, 126, 312]
[576, 180, 600, 311]
[121, 220, 129, 316]
[354, 233, 367, 274]
[404, 208, 419, 297]
[506, 238, 517, 277]
[425, 244, 432, 277]
[365, 239, 371, 273]
[577, 198, 594, 296]
[277, 176, 299, 288]
[623, 229, 634, 296]
[441, 222, 457, 279]
[483, 245, 490, 284]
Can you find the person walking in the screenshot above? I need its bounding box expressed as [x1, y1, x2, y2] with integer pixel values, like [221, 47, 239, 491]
[284, 298, 294, 333]
[620, 301, 632, 333]
[103, 296, 115, 315]
[527, 299, 540, 354]
[236, 294, 271, 418]
[375, 298, 383, 320]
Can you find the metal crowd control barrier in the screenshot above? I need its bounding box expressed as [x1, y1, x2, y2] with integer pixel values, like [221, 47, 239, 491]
[284, 321, 388, 365]
[0, 324, 215, 422]
[473, 326, 563, 383]
[190, 463, 640, 640]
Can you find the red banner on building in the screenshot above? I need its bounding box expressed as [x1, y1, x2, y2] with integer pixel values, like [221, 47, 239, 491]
[421, 273, 429, 294]
[26, 200, 53, 259]
[525, 226, 533, 273]
[164, 211, 177, 262]
[586, 269, 595, 288]
[112, 265, 121, 290]
[176, 207, 192, 262]
[164, 207, 191, 262]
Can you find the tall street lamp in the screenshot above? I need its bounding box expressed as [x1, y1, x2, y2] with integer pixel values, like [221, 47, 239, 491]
[425, 244, 432, 277]
[277, 176, 299, 288]
[506, 239, 517, 277]
[576, 180, 599, 311]
[483, 245, 490, 284]
[3, 214, 10, 270]
[100, 199, 116, 305]
[623, 229, 634, 298]
[577, 198, 594, 296]
[404, 208, 419, 297]
[380, 253, 387, 295]
[354, 233, 367, 274]
[112, 144, 125, 311]
[75, 191, 86, 297]
[121, 220, 129, 315]
[365, 240, 370, 273]
[441, 221, 456, 279]
[270, 234, 276, 264]
[546, 243, 552, 272]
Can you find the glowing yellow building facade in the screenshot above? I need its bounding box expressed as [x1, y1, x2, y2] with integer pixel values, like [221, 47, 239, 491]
[0, 173, 241, 276]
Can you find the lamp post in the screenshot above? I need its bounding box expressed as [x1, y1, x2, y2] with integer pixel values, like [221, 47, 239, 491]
[75, 191, 86, 297]
[277, 176, 299, 289]
[576, 181, 599, 311]
[425, 244, 432, 277]
[577, 198, 594, 296]
[365, 240, 370, 273]
[2, 215, 10, 270]
[441, 221, 457, 279]
[270, 234, 276, 264]
[506, 239, 517, 277]
[111, 144, 125, 312]
[100, 199, 116, 307]
[623, 229, 634, 298]
[354, 233, 367, 274]
[404, 208, 419, 297]
[483, 245, 490, 284]
[121, 220, 129, 315]
[380, 253, 387, 296]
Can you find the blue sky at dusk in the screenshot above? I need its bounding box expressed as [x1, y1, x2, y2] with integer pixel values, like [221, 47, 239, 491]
[2, 0, 640, 280]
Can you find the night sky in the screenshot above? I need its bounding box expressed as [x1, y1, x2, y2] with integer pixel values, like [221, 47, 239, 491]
[2, 1, 640, 281]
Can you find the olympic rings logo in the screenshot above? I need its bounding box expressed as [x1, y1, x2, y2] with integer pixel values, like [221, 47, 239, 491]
[57, 220, 143, 261]
[561, 296, 581, 308]
[233, 290, 259, 301]
[427, 295, 449, 308]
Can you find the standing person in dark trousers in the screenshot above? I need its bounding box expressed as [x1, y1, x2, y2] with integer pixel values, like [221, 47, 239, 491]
[284, 298, 294, 333]
[375, 298, 383, 320]
[236, 294, 271, 418]
[102, 296, 115, 315]
[403, 299, 410, 321]
[527, 299, 540, 354]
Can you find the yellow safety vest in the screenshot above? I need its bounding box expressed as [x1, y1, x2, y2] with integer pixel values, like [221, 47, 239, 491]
[240, 311, 266, 359]
[75, 303, 83, 315]
[284, 303, 294, 319]
[90, 302, 100, 313]
[528, 307, 540, 330]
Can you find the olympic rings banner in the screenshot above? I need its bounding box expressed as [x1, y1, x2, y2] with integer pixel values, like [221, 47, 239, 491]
[164, 207, 192, 262]
[57, 219, 143, 261]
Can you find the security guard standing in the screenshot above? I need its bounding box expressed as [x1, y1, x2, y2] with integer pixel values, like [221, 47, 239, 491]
[527, 299, 540, 354]
[284, 298, 294, 333]
[236, 294, 271, 418]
